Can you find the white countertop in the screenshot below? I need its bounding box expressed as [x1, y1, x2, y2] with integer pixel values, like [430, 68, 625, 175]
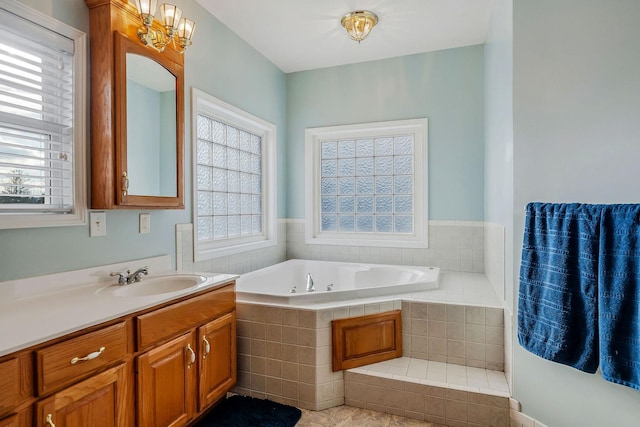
[0, 255, 238, 358]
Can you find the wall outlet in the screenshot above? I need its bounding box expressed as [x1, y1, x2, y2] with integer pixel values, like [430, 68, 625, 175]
[139, 213, 150, 234]
[89, 211, 107, 237]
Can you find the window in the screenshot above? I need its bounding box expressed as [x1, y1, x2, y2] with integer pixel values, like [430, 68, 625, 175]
[305, 119, 428, 248]
[0, 0, 86, 229]
[192, 88, 277, 260]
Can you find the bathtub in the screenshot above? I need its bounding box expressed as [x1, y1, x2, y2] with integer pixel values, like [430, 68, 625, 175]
[235, 259, 440, 305]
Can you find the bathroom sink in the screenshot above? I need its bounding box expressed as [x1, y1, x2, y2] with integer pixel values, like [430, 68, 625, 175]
[107, 275, 207, 297]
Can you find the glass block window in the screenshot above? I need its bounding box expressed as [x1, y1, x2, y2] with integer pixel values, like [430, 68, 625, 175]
[319, 136, 415, 234]
[196, 115, 262, 241]
[192, 89, 277, 260]
[305, 119, 428, 248]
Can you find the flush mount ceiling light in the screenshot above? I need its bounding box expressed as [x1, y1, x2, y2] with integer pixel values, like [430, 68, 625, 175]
[340, 10, 379, 43]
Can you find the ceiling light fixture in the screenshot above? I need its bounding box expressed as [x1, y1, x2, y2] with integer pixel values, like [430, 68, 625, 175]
[340, 10, 379, 43]
[134, 0, 196, 54]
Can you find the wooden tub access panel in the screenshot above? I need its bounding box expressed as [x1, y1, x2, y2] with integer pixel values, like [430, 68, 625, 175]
[331, 310, 402, 371]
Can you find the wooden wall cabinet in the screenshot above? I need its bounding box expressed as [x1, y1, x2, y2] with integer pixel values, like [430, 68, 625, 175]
[84, 0, 184, 209]
[0, 281, 236, 427]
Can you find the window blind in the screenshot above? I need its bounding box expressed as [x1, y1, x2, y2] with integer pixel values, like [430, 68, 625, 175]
[0, 9, 75, 213]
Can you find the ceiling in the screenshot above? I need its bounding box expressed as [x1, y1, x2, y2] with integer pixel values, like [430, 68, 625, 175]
[195, 0, 496, 73]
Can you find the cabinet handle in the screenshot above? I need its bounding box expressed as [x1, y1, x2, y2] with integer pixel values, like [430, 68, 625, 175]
[187, 344, 196, 368]
[202, 337, 211, 359]
[45, 413, 56, 427]
[70, 346, 105, 365]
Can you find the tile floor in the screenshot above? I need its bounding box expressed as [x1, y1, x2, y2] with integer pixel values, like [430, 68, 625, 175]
[296, 405, 446, 427]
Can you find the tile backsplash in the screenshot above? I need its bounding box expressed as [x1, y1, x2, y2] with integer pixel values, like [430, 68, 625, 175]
[176, 219, 488, 275]
[286, 220, 485, 273]
[176, 220, 287, 275]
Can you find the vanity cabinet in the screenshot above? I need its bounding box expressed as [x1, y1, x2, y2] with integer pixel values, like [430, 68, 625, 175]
[135, 283, 236, 427]
[0, 281, 237, 427]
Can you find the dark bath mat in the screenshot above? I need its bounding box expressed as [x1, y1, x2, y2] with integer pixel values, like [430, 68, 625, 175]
[193, 395, 302, 427]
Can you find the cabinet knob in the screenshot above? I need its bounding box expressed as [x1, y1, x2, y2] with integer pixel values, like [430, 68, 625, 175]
[186, 344, 196, 368]
[45, 414, 56, 427]
[202, 337, 211, 359]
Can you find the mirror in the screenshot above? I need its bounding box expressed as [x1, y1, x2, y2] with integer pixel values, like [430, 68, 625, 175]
[126, 53, 177, 197]
[113, 31, 184, 209]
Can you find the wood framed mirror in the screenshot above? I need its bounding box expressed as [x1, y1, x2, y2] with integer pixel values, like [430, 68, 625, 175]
[114, 31, 184, 208]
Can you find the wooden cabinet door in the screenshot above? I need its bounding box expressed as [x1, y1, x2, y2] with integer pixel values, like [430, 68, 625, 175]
[137, 332, 197, 427]
[36, 363, 129, 427]
[198, 311, 236, 411]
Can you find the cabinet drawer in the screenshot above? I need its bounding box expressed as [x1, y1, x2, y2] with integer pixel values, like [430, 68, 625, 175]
[136, 283, 235, 349]
[36, 321, 128, 395]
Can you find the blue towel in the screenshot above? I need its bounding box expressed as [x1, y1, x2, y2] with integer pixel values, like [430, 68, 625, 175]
[518, 202, 600, 373]
[598, 204, 640, 390]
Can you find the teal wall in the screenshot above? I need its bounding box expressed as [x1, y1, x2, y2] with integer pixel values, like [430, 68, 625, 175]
[0, 0, 286, 282]
[285, 46, 485, 220]
[511, 0, 640, 425]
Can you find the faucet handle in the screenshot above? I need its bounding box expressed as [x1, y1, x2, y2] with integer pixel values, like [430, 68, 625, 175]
[110, 270, 129, 285]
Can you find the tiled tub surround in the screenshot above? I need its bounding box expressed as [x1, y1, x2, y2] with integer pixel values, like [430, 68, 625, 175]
[233, 301, 374, 411]
[286, 220, 485, 273]
[233, 271, 506, 417]
[483, 222, 505, 302]
[344, 366, 509, 427]
[402, 300, 505, 371]
[176, 220, 287, 275]
[176, 220, 486, 276]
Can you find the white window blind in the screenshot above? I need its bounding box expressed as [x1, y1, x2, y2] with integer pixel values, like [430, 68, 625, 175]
[0, 7, 75, 213]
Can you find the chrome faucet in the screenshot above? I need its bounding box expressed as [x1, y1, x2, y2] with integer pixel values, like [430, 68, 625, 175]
[127, 266, 149, 284]
[110, 266, 149, 285]
[306, 273, 315, 292]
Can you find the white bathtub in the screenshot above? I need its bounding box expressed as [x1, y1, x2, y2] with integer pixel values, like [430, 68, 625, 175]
[236, 259, 440, 305]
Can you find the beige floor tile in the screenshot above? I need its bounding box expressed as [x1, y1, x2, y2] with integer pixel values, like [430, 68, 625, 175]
[329, 406, 391, 427]
[297, 407, 339, 426]
[296, 405, 443, 427]
[389, 414, 432, 426]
